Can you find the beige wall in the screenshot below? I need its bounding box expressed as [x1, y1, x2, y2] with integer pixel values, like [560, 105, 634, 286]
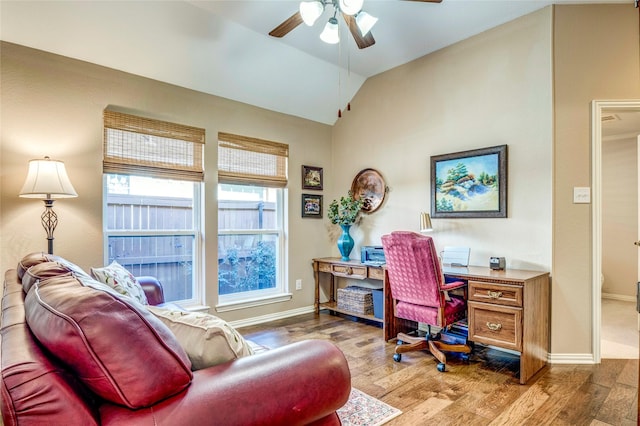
[332, 9, 553, 270]
[602, 136, 638, 298]
[0, 42, 334, 322]
[553, 5, 640, 354]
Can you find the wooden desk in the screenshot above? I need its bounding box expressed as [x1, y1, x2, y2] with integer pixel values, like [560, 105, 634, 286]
[312, 257, 385, 326]
[313, 258, 550, 385]
[443, 266, 550, 384]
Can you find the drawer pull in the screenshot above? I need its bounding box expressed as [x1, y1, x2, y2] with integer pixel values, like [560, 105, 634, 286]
[487, 290, 503, 299]
[345, 267, 352, 275]
[486, 322, 502, 331]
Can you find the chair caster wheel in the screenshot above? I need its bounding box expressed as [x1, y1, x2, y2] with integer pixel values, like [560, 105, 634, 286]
[393, 353, 402, 362]
[437, 363, 446, 372]
[461, 354, 470, 364]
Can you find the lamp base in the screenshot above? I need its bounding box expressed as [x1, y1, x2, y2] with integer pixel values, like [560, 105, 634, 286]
[41, 199, 58, 255]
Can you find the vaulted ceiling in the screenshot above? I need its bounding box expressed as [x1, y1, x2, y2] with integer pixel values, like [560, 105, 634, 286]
[0, 0, 635, 125]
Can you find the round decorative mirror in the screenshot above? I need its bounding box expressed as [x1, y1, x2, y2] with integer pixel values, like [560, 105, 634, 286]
[350, 168, 387, 214]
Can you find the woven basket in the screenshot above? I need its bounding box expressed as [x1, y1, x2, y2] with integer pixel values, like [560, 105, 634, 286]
[337, 286, 373, 315]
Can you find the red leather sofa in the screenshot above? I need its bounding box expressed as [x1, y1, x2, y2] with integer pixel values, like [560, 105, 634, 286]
[1, 253, 351, 425]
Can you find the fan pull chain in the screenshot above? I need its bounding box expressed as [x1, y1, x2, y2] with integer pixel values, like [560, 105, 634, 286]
[343, 30, 352, 116]
[337, 21, 342, 118]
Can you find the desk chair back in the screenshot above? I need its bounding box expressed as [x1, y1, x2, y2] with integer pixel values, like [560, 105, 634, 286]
[381, 231, 443, 309]
[381, 231, 470, 369]
[382, 231, 466, 330]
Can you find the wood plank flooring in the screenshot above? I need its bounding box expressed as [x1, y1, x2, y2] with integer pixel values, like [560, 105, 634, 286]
[238, 312, 638, 426]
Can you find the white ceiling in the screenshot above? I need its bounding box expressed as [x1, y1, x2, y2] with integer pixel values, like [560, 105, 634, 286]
[0, 0, 636, 125]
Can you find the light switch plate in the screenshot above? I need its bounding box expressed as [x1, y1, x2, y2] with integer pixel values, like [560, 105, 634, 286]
[573, 187, 591, 204]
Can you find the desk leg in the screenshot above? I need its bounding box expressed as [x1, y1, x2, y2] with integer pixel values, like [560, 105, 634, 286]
[329, 275, 335, 304]
[313, 261, 320, 314]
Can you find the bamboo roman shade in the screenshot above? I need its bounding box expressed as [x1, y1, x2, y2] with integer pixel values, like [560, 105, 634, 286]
[218, 132, 289, 188]
[103, 110, 205, 182]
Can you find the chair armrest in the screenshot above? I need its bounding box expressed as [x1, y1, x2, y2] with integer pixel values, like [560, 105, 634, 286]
[441, 280, 466, 291]
[137, 276, 165, 306]
[100, 340, 351, 426]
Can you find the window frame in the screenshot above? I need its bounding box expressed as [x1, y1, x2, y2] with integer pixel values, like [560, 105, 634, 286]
[102, 174, 205, 309]
[215, 186, 290, 312]
[216, 132, 290, 310]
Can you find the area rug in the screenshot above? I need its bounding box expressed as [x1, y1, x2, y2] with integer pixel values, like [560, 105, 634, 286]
[337, 388, 402, 426]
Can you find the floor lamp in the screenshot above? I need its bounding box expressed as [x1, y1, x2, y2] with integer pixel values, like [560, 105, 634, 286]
[19, 156, 78, 255]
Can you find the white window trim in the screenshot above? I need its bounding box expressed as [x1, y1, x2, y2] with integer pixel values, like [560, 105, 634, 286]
[215, 293, 293, 313]
[217, 187, 288, 307]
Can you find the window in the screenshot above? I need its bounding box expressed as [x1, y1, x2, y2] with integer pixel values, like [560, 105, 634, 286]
[217, 133, 289, 308]
[102, 110, 205, 306]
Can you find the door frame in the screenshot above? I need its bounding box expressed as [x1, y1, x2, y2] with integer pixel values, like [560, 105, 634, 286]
[591, 99, 640, 363]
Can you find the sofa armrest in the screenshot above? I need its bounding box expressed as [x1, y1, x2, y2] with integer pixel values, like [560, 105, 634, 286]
[137, 276, 165, 306]
[100, 339, 351, 426]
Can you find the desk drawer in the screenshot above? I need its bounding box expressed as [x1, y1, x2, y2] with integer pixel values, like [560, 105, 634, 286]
[468, 301, 522, 352]
[331, 264, 367, 279]
[468, 281, 522, 308]
[368, 267, 384, 280]
[317, 262, 333, 273]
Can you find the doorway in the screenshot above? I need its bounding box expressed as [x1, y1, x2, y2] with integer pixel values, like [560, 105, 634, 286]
[592, 100, 640, 362]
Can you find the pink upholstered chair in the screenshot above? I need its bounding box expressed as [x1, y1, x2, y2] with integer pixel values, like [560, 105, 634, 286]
[381, 231, 471, 372]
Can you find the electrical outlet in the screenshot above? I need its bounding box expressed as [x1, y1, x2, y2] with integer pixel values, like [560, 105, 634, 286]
[295, 279, 302, 290]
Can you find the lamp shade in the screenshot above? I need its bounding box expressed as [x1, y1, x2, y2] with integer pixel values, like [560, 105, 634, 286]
[19, 157, 78, 199]
[355, 11, 378, 36]
[338, 0, 363, 15]
[420, 212, 433, 232]
[320, 17, 340, 44]
[300, 1, 324, 26]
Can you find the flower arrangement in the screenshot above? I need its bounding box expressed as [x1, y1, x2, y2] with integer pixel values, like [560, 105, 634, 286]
[328, 192, 364, 226]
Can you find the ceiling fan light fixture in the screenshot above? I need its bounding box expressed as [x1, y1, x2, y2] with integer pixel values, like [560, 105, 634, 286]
[355, 11, 377, 36]
[338, 0, 363, 16]
[299, 1, 324, 26]
[320, 17, 340, 44]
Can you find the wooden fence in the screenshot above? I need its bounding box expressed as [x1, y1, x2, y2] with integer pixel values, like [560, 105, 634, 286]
[106, 195, 276, 301]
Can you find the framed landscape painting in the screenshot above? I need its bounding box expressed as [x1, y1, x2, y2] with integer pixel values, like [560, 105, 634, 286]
[302, 165, 323, 190]
[431, 145, 507, 218]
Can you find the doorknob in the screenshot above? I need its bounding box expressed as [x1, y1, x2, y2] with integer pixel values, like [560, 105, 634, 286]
[635, 241, 640, 246]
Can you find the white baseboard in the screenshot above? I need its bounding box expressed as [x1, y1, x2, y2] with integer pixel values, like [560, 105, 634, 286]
[602, 292, 636, 302]
[548, 353, 596, 364]
[230, 305, 315, 329]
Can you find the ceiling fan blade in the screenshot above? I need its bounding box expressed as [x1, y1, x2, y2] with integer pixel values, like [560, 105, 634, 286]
[269, 12, 304, 38]
[342, 13, 375, 49]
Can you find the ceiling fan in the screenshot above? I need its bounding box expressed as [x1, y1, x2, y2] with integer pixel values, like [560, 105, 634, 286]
[269, 0, 443, 50]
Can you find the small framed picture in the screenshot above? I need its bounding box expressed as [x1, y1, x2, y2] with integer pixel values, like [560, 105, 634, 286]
[302, 194, 323, 218]
[302, 165, 323, 190]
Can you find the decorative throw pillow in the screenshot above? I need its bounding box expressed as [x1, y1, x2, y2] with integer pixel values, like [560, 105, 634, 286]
[91, 261, 148, 305]
[147, 306, 255, 370]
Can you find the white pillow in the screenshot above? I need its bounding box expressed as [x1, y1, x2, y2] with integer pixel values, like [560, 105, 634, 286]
[147, 306, 255, 370]
[91, 261, 149, 305]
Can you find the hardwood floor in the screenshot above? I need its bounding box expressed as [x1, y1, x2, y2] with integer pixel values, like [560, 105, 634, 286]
[238, 312, 639, 426]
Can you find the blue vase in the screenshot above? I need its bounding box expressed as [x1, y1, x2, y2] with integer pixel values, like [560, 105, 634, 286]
[337, 224, 354, 261]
